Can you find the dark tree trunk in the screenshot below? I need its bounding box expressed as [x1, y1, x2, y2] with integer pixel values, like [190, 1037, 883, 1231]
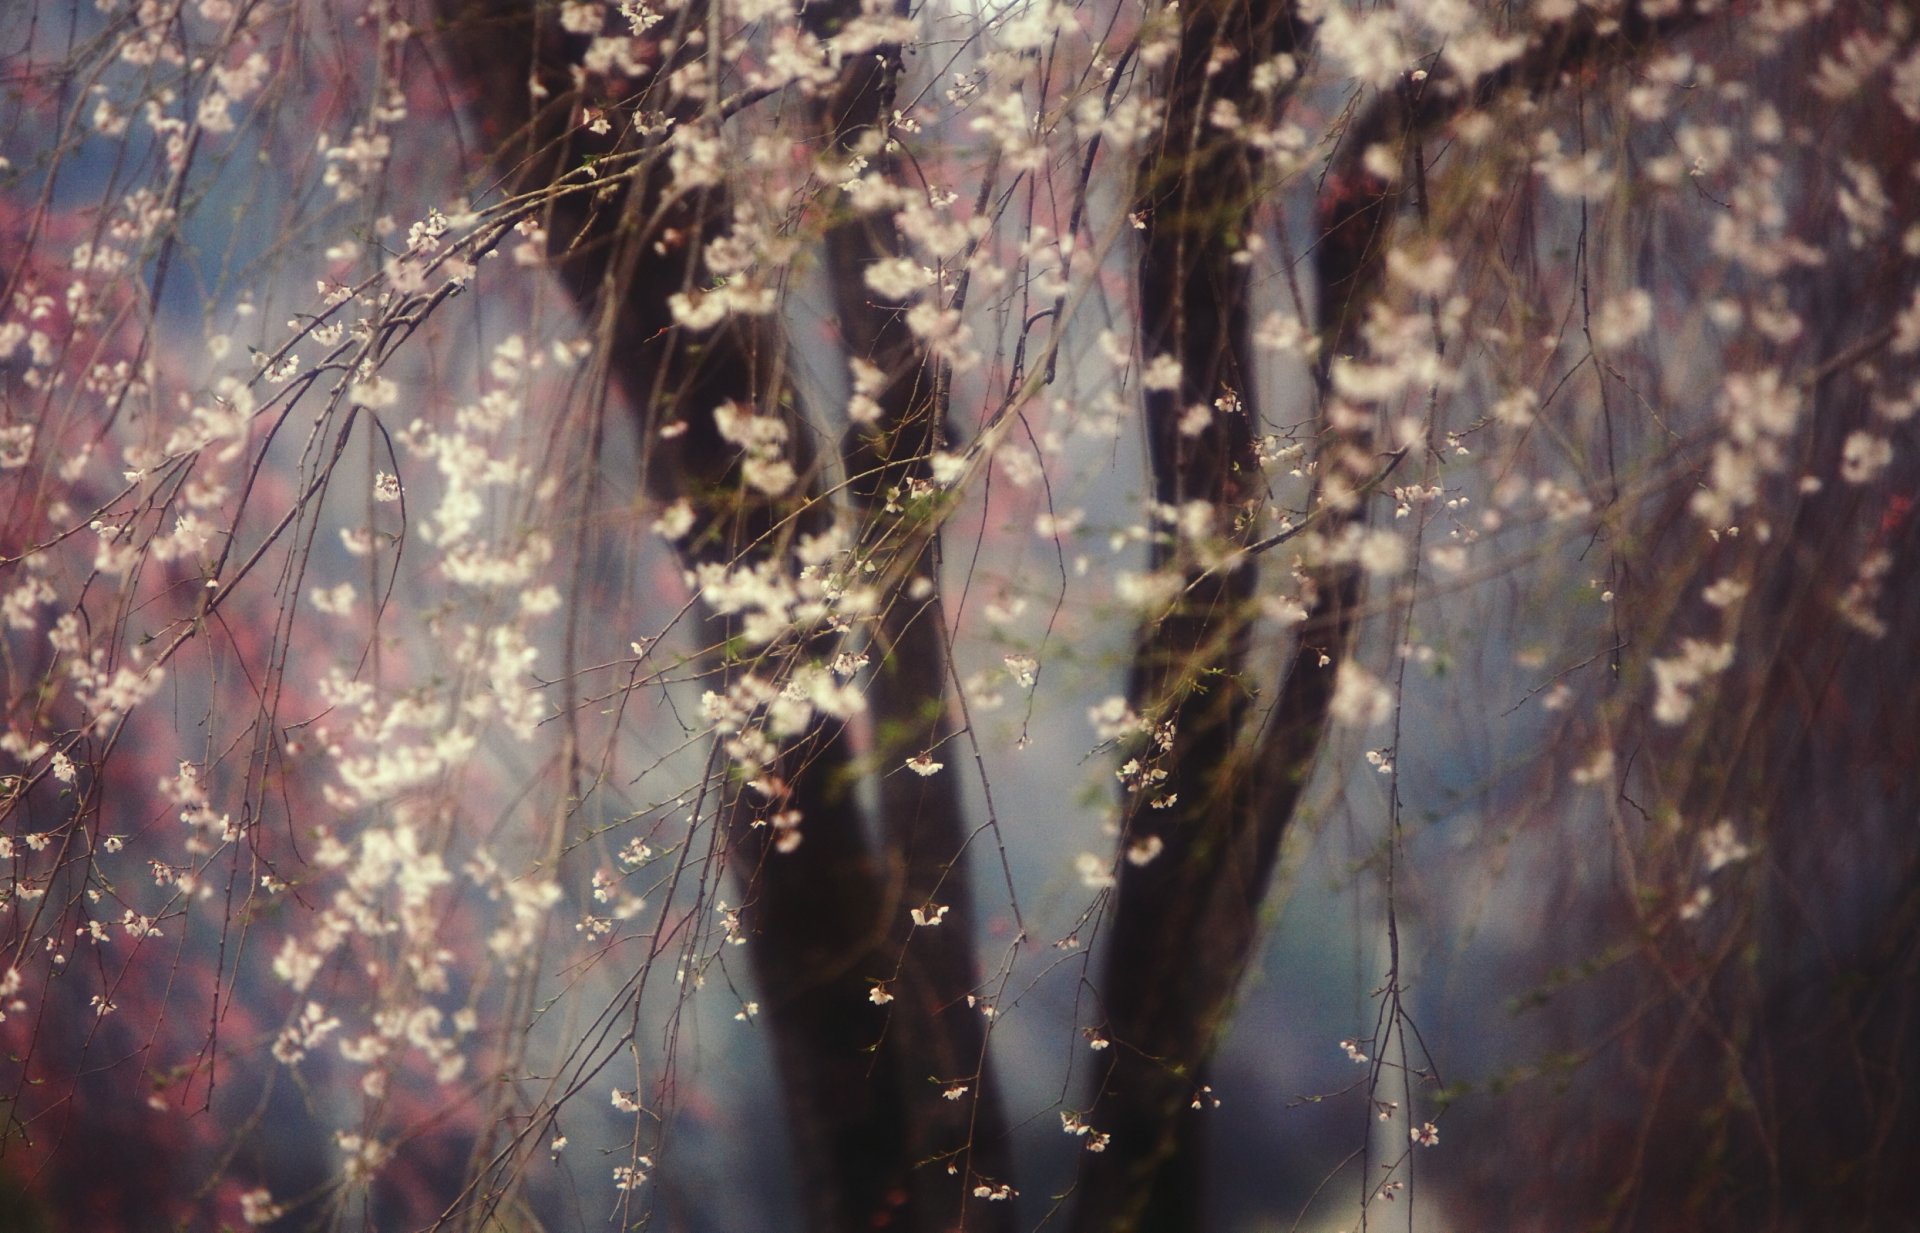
[432, 4, 1003, 1229]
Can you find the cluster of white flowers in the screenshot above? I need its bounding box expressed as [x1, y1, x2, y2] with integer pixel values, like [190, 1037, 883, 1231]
[1691, 369, 1803, 527]
[1650, 638, 1736, 726]
[688, 523, 877, 647]
[1679, 820, 1757, 922]
[1060, 1110, 1112, 1152]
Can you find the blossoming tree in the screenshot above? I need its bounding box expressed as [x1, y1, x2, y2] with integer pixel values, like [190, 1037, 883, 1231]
[3, 0, 1917, 1230]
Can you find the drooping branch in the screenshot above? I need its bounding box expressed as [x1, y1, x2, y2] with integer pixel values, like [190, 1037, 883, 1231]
[1476, 62, 1920, 1224]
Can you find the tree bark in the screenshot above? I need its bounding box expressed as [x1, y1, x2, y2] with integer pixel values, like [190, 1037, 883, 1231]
[431, 4, 1002, 1229]
[1077, 4, 1723, 1229]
